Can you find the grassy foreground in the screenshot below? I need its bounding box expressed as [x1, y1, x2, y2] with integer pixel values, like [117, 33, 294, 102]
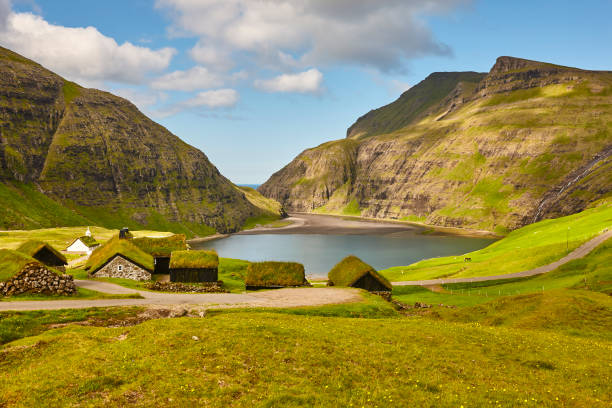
[382, 203, 611, 281]
[0, 309, 610, 407]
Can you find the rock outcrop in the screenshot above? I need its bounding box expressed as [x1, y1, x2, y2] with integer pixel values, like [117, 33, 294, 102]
[259, 57, 612, 233]
[0, 46, 267, 235]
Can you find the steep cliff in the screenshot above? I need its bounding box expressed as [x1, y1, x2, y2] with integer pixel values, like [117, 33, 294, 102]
[0, 46, 269, 235]
[259, 57, 612, 234]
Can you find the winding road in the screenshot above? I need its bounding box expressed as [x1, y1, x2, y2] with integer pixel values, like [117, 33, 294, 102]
[0, 284, 362, 312]
[393, 228, 612, 286]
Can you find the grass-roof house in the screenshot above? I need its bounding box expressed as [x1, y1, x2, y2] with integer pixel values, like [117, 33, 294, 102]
[169, 250, 219, 282]
[66, 235, 100, 254]
[133, 234, 188, 274]
[245, 261, 308, 290]
[86, 236, 154, 281]
[16, 240, 67, 272]
[328, 256, 392, 292]
[0, 249, 76, 296]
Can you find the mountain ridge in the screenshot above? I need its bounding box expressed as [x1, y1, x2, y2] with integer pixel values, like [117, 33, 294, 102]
[259, 56, 612, 233]
[0, 46, 276, 236]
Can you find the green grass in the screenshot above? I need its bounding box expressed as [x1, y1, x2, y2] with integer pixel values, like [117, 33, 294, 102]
[0, 307, 144, 345]
[218, 258, 249, 293]
[0, 181, 92, 230]
[245, 262, 306, 287]
[235, 185, 283, 217]
[426, 289, 612, 341]
[170, 250, 218, 269]
[483, 87, 543, 106]
[0, 225, 172, 251]
[216, 291, 397, 319]
[1, 287, 142, 302]
[132, 234, 187, 257]
[62, 81, 81, 104]
[86, 236, 154, 273]
[328, 255, 391, 290]
[16, 239, 67, 264]
[341, 199, 361, 216]
[0, 249, 44, 282]
[0, 311, 610, 407]
[347, 71, 486, 138]
[241, 214, 283, 230]
[382, 203, 612, 281]
[392, 234, 612, 307]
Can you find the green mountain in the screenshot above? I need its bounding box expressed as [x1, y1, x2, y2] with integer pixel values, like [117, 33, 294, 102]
[0, 46, 275, 236]
[259, 56, 612, 234]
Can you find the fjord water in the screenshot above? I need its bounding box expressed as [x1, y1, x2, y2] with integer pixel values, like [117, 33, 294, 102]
[193, 233, 496, 278]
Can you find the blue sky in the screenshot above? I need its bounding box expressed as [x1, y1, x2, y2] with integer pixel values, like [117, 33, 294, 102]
[1, 0, 611, 183]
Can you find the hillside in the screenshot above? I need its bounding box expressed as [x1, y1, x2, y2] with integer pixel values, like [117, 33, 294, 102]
[259, 56, 612, 233]
[0, 46, 275, 236]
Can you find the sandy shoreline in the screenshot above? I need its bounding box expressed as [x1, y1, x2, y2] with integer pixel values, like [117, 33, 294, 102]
[236, 213, 424, 236]
[187, 213, 500, 246]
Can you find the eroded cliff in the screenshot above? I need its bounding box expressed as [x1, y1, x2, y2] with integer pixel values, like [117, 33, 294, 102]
[259, 57, 612, 234]
[0, 46, 268, 235]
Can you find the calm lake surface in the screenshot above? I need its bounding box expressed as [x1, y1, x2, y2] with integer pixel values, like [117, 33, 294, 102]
[193, 230, 496, 278]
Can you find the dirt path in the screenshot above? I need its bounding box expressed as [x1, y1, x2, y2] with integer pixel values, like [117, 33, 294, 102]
[0, 285, 362, 311]
[393, 229, 612, 286]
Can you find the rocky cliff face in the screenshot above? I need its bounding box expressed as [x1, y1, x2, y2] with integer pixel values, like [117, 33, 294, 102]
[0, 46, 265, 235]
[259, 57, 612, 234]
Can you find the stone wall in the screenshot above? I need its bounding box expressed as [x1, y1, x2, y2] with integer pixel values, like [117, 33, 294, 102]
[145, 281, 227, 293]
[92, 255, 151, 281]
[0, 262, 76, 296]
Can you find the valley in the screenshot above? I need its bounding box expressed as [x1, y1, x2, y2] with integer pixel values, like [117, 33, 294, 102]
[0, 13, 610, 407]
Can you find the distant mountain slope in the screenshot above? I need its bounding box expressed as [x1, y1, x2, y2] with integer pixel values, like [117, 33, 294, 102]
[259, 57, 612, 234]
[347, 71, 486, 139]
[0, 46, 271, 236]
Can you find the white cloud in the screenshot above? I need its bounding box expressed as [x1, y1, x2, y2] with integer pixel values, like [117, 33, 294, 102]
[156, 0, 465, 72]
[0, 0, 10, 31]
[112, 88, 167, 109]
[388, 79, 412, 95]
[158, 88, 239, 117]
[151, 66, 223, 91]
[0, 11, 175, 84]
[254, 68, 323, 94]
[189, 41, 234, 71]
[185, 89, 239, 108]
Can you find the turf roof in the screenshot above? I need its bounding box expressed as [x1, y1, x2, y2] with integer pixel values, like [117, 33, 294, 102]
[169, 250, 218, 269]
[86, 236, 154, 273]
[246, 262, 306, 287]
[67, 236, 99, 249]
[328, 255, 392, 290]
[0, 249, 59, 282]
[133, 234, 188, 257]
[16, 240, 67, 264]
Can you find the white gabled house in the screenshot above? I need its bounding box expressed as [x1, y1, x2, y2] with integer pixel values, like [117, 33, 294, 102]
[66, 228, 100, 255]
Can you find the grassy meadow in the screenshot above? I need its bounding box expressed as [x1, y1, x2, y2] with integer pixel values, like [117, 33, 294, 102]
[382, 202, 612, 281]
[0, 306, 610, 407]
[0, 226, 172, 251]
[392, 231, 611, 305]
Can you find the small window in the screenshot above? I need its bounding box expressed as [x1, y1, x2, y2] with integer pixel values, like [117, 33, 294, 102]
[118, 265, 123, 272]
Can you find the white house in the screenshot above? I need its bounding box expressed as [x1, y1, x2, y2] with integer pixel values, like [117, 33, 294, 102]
[66, 230, 100, 255]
